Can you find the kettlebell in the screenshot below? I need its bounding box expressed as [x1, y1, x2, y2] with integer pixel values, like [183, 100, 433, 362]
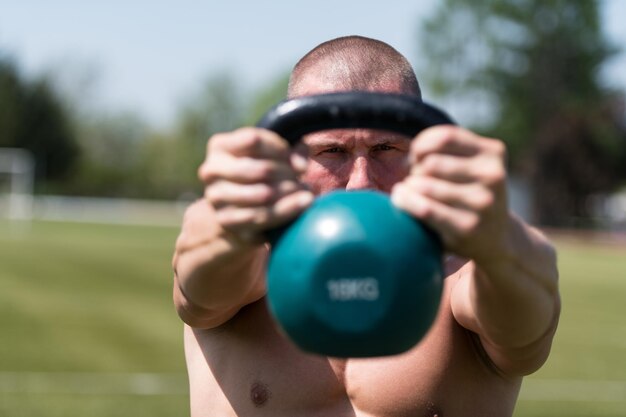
[256, 92, 454, 357]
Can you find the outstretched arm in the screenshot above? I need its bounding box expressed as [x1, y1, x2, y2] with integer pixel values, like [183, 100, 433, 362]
[450, 218, 560, 376]
[173, 200, 268, 329]
[172, 128, 313, 329]
[392, 125, 560, 376]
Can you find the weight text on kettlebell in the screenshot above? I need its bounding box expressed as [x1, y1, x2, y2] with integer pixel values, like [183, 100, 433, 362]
[326, 278, 379, 301]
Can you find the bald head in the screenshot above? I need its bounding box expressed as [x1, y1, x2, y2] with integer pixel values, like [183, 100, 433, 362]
[287, 36, 421, 99]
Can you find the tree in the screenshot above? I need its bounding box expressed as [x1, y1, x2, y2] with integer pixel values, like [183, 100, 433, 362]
[0, 54, 79, 186]
[173, 71, 245, 190]
[417, 0, 626, 227]
[165, 71, 289, 200]
[243, 72, 290, 126]
[60, 112, 150, 197]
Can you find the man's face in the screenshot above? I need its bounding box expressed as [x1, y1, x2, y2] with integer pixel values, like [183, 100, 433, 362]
[293, 72, 412, 195]
[297, 129, 411, 195]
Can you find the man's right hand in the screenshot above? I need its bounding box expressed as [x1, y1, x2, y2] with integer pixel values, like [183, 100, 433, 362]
[198, 127, 314, 245]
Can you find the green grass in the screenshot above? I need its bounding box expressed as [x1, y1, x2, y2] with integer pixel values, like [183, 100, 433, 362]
[514, 238, 626, 417]
[0, 220, 188, 416]
[0, 221, 625, 416]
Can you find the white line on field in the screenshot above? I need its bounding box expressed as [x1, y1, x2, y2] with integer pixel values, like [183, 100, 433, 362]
[0, 372, 624, 402]
[0, 372, 188, 396]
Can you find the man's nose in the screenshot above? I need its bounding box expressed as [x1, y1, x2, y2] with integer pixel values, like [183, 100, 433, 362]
[345, 157, 376, 190]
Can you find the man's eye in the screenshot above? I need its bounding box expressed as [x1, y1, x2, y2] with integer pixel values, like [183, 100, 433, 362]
[322, 147, 343, 154]
[374, 144, 394, 151]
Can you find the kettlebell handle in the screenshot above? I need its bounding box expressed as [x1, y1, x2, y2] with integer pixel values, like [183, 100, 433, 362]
[256, 91, 454, 143]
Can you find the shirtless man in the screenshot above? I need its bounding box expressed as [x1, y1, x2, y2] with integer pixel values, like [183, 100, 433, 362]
[172, 36, 560, 417]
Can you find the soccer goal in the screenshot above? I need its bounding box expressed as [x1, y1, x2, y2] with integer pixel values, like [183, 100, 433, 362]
[0, 148, 35, 220]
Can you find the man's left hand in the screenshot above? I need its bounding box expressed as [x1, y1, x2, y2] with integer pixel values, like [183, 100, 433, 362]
[391, 125, 512, 264]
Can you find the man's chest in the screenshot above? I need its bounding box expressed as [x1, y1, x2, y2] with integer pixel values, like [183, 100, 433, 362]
[189, 296, 518, 417]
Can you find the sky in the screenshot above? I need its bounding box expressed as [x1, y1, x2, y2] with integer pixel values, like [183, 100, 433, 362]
[1, 0, 625, 129]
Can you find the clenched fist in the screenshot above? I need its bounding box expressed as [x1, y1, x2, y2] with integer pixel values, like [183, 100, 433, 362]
[199, 127, 314, 244]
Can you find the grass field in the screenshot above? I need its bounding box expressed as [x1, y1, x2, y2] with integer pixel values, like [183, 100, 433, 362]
[0, 220, 625, 416]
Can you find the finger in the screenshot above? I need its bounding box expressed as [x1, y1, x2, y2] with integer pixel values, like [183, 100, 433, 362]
[207, 180, 303, 208]
[391, 183, 478, 248]
[216, 190, 314, 232]
[411, 154, 475, 183]
[412, 126, 483, 161]
[412, 153, 505, 185]
[403, 176, 494, 212]
[199, 155, 299, 184]
[290, 151, 309, 175]
[209, 127, 291, 159]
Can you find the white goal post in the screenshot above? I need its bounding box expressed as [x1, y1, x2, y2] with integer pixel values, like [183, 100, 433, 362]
[0, 148, 35, 220]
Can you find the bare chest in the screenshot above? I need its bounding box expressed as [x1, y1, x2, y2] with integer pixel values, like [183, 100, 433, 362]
[185, 299, 520, 417]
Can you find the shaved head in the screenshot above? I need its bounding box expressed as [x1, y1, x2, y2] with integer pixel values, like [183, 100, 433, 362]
[288, 35, 421, 99]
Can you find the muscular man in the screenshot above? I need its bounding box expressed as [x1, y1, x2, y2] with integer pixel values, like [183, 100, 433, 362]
[172, 36, 560, 417]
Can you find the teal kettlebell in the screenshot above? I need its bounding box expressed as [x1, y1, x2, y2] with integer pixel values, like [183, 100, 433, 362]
[257, 92, 454, 357]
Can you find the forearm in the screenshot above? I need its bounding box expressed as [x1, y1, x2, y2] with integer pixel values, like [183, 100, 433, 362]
[455, 215, 560, 350]
[172, 201, 268, 328]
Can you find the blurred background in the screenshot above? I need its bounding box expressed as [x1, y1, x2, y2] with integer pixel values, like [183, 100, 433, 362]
[1, 1, 625, 416]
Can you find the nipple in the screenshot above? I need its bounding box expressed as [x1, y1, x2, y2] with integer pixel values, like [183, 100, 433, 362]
[250, 381, 271, 407]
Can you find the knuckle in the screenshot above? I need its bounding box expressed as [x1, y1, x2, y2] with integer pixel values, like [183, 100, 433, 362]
[210, 127, 267, 156]
[246, 159, 274, 179]
[417, 126, 456, 151]
[473, 190, 494, 211]
[214, 208, 235, 227]
[476, 156, 505, 187]
[277, 180, 299, 196]
[216, 207, 252, 229]
[252, 209, 270, 226]
[256, 184, 277, 204]
[401, 176, 419, 191]
[420, 154, 442, 173]
[207, 132, 229, 152]
[459, 215, 480, 236]
[417, 198, 433, 218]
[198, 161, 216, 182]
[490, 139, 507, 158]
[205, 184, 224, 206]
[236, 127, 264, 149]
[436, 126, 459, 142]
[484, 163, 506, 186]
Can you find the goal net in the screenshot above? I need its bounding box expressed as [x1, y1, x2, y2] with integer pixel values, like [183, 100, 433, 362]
[0, 148, 35, 220]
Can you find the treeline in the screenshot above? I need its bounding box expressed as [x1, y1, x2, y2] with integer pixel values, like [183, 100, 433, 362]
[418, 0, 626, 227]
[1, 0, 626, 228]
[0, 58, 290, 201]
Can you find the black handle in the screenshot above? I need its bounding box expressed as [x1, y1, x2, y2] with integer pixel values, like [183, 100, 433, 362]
[256, 92, 454, 143]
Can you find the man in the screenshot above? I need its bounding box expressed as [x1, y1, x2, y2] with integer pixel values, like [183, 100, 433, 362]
[172, 36, 560, 417]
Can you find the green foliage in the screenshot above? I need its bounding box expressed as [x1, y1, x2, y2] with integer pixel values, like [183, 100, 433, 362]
[1, 47, 294, 200]
[171, 71, 245, 193]
[57, 72, 250, 199]
[0, 55, 79, 183]
[418, 0, 626, 226]
[244, 72, 290, 126]
[57, 113, 145, 196]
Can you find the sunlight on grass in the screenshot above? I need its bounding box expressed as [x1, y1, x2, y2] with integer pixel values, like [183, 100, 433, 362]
[1, 221, 624, 416]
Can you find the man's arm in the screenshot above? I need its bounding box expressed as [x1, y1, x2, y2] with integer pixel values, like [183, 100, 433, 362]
[172, 128, 313, 329]
[172, 200, 268, 329]
[392, 125, 560, 376]
[450, 217, 560, 376]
